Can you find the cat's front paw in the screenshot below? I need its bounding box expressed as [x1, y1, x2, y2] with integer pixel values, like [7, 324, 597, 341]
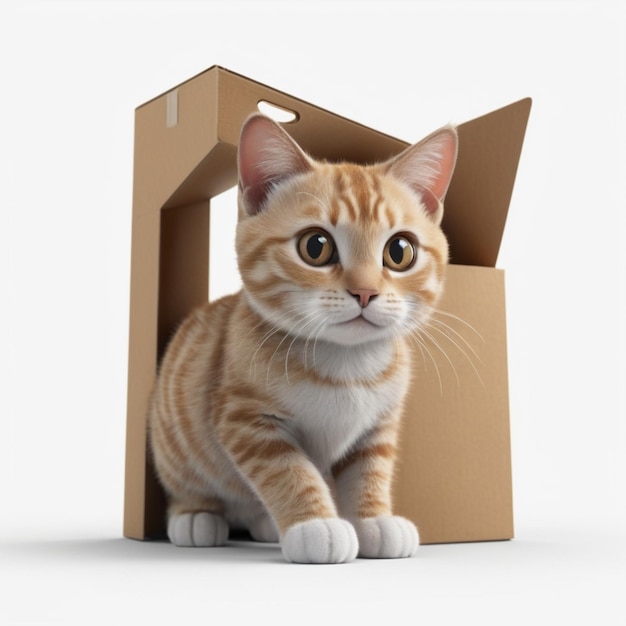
[282, 518, 358, 564]
[167, 512, 229, 547]
[353, 515, 419, 559]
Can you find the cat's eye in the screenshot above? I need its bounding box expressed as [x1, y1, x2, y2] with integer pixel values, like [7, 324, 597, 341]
[297, 229, 338, 266]
[383, 235, 417, 271]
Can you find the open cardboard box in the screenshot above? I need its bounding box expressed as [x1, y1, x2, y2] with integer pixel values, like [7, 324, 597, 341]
[124, 65, 531, 544]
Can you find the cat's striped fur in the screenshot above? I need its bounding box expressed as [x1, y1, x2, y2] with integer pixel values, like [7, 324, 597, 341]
[148, 114, 457, 563]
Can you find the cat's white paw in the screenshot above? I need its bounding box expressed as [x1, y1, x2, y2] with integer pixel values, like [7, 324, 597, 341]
[282, 518, 358, 564]
[353, 516, 419, 558]
[167, 512, 229, 547]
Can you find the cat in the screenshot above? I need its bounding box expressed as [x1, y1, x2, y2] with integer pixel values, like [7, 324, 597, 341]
[148, 113, 457, 563]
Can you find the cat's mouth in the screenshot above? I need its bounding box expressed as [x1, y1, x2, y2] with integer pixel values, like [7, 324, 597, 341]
[339, 314, 381, 329]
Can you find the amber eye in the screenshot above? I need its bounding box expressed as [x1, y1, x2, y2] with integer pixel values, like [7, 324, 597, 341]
[383, 235, 417, 271]
[297, 229, 338, 266]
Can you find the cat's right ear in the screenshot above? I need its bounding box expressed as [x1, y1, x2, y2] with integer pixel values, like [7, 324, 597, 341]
[385, 125, 458, 225]
[238, 114, 312, 216]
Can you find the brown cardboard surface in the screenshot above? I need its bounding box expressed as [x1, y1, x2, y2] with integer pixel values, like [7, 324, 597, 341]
[445, 99, 531, 267]
[394, 265, 513, 544]
[124, 65, 530, 543]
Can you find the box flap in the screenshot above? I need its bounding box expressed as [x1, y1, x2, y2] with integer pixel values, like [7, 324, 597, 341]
[442, 98, 532, 267]
[160, 66, 409, 210]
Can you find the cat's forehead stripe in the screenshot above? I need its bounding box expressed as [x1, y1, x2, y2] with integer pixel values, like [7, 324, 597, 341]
[384, 206, 396, 229]
[330, 165, 387, 227]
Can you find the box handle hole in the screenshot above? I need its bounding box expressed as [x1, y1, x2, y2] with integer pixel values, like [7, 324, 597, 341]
[257, 100, 299, 123]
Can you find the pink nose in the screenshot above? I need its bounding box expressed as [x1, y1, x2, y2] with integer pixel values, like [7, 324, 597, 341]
[349, 289, 379, 308]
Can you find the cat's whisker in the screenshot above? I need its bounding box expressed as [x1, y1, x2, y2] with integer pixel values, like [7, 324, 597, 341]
[431, 308, 485, 343]
[249, 310, 308, 378]
[284, 334, 298, 385]
[249, 302, 314, 378]
[429, 318, 482, 364]
[407, 327, 443, 396]
[249, 323, 278, 373]
[266, 325, 298, 388]
[420, 326, 461, 388]
[249, 316, 289, 378]
[284, 311, 324, 384]
[247, 295, 325, 384]
[426, 322, 484, 387]
[308, 317, 329, 370]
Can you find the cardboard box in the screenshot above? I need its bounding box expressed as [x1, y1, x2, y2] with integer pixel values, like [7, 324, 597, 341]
[124, 65, 530, 544]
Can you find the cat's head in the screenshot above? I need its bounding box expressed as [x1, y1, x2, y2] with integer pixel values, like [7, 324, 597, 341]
[236, 114, 457, 347]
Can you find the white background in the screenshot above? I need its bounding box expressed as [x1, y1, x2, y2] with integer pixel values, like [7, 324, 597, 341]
[1, 1, 624, 624]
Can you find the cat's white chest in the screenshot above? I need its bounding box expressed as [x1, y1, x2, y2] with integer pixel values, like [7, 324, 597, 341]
[277, 342, 405, 472]
[286, 385, 385, 469]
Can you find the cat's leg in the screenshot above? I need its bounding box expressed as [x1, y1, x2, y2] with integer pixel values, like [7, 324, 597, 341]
[216, 407, 358, 564]
[166, 496, 229, 548]
[332, 414, 419, 559]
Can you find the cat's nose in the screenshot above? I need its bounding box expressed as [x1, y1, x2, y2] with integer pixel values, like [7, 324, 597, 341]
[349, 289, 379, 308]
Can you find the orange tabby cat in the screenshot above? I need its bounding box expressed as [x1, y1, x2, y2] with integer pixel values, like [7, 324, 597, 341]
[148, 114, 457, 563]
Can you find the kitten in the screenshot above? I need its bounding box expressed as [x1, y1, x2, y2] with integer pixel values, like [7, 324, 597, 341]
[148, 114, 457, 563]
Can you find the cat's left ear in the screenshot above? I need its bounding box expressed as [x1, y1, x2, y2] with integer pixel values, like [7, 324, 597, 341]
[238, 114, 312, 216]
[385, 126, 458, 225]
